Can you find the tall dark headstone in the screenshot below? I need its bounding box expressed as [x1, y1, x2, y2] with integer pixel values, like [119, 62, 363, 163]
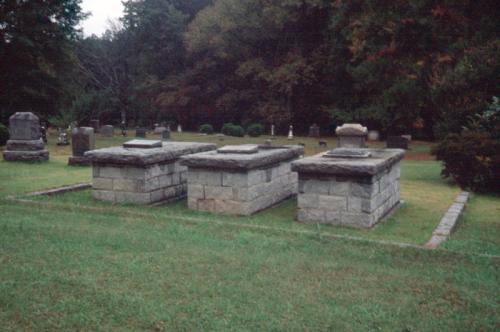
[135, 128, 147, 138]
[386, 136, 409, 150]
[68, 127, 95, 166]
[3, 112, 49, 162]
[90, 119, 100, 133]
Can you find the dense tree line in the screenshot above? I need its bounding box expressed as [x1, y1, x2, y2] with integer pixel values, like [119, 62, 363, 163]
[1, 0, 498, 138]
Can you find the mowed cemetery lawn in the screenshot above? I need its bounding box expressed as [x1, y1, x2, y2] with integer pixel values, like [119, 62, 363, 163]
[0, 130, 499, 330]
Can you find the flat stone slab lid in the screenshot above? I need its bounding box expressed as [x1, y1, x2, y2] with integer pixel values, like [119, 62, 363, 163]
[335, 123, 368, 136]
[292, 149, 405, 176]
[85, 141, 217, 166]
[123, 139, 162, 149]
[324, 148, 372, 159]
[181, 145, 304, 170]
[217, 144, 259, 154]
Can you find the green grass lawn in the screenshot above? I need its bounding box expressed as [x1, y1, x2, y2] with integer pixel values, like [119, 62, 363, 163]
[0, 131, 499, 330]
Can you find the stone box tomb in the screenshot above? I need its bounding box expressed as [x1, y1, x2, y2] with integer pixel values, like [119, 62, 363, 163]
[291, 148, 405, 228]
[68, 127, 95, 166]
[85, 140, 217, 204]
[3, 112, 49, 162]
[180, 144, 304, 216]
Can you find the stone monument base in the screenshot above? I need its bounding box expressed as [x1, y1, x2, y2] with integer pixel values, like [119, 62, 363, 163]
[68, 156, 92, 166]
[3, 149, 49, 162]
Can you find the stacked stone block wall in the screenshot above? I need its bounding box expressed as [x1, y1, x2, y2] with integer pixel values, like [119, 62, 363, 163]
[187, 160, 298, 215]
[297, 162, 401, 228]
[92, 161, 188, 204]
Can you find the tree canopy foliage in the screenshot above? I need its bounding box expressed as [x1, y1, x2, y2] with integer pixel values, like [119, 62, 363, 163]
[1, 0, 499, 137]
[0, 0, 85, 123]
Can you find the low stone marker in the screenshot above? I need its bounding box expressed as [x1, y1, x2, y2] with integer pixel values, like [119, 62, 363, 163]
[291, 147, 405, 228]
[101, 125, 114, 137]
[68, 127, 95, 166]
[135, 128, 147, 138]
[309, 124, 320, 137]
[336, 123, 368, 148]
[3, 112, 49, 162]
[90, 119, 100, 133]
[85, 141, 216, 204]
[154, 126, 167, 134]
[386, 136, 409, 149]
[180, 144, 304, 215]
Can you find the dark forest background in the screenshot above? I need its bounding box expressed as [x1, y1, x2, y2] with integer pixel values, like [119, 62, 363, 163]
[1, 0, 499, 138]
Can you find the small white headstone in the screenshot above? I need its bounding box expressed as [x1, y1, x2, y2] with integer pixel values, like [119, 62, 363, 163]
[271, 124, 275, 136]
[287, 125, 294, 140]
[177, 124, 182, 133]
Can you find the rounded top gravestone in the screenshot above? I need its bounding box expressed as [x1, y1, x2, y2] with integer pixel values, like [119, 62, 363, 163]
[9, 112, 41, 140]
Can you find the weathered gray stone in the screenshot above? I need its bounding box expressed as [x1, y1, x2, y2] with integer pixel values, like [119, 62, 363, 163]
[3, 150, 49, 162]
[336, 123, 368, 148]
[218, 144, 259, 154]
[68, 156, 92, 166]
[92, 177, 113, 190]
[180, 145, 303, 171]
[123, 139, 162, 149]
[6, 139, 44, 151]
[291, 149, 404, 176]
[100, 125, 114, 137]
[69, 127, 95, 168]
[154, 126, 167, 134]
[8, 112, 41, 140]
[3, 112, 49, 162]
[293, 149, 403, 228]
[86, 142, 216, 167]
[88, 142, 216, 205]
[185, 146, 301, 215]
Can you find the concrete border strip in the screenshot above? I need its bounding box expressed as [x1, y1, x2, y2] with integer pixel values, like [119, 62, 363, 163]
[425, 191, 469, 249]
[23, 183, 92, 197]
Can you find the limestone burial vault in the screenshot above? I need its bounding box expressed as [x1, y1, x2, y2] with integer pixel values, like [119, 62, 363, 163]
[180, 144, 304, 216]
[85, 140, 216, 204]
[291, 148, 405, 228]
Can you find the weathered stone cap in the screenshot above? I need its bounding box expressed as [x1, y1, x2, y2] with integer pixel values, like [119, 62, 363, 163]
[335, 123, 368, 136]
[180, 145, 304, 170]
[85, 141, 217, 166]
[291, 149, 404, 176]
[10, 112, 39, 122]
